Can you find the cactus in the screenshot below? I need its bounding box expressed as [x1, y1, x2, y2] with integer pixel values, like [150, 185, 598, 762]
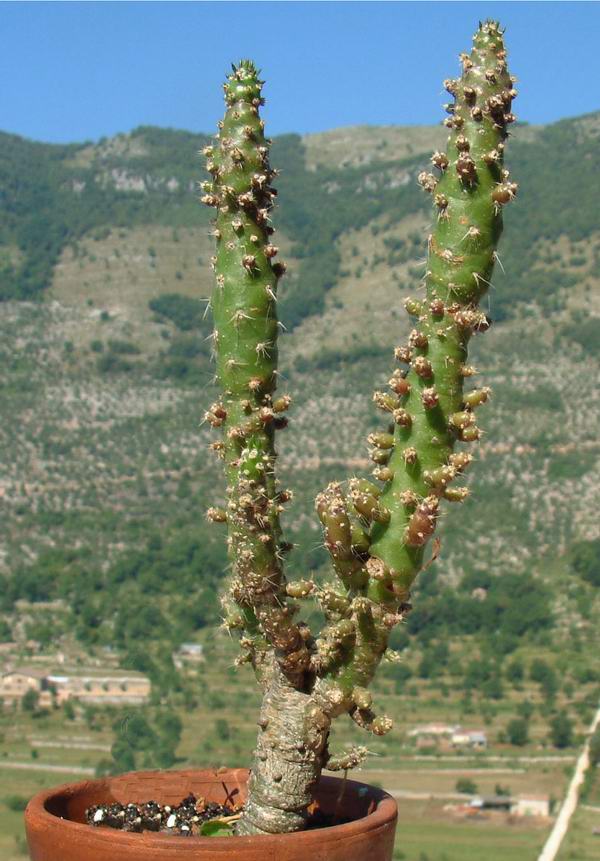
[203, 23, 517, 835]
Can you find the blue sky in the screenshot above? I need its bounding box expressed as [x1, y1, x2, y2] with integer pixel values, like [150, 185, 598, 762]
[2, 1, 598, 144]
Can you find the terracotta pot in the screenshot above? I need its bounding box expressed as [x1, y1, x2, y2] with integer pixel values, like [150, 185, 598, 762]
[25, 767, 397, 861]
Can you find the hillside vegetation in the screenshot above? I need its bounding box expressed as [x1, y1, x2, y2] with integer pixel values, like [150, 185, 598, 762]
[0, 114, 599, 708]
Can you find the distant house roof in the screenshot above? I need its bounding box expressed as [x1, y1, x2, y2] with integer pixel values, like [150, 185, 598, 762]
[46, 667, 148, 680]
[2, 668, 47, 680]
[47, 672, 149, 684]
[468, 731, 487, 742]
[470, 795, 512, 808]
[452, 729, 487, 744]
[408, 723, 459, 737]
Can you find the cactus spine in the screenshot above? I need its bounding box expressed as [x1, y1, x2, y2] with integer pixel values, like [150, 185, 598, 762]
[204, 24, 517, 835]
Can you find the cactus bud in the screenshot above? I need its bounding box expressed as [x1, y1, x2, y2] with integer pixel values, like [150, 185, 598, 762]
[405, 496, 439, 547]
[449, 411, 475, 430]
[404, 297, 424, 317]
[492, 183, 518, 204]
[373, 391, 400, 413]
[373, 466, 394, 482]
[424, 465, 457, 488]
[463, 387, 491, 408]
[449, 452, 473, 472]
[352, 687, 373, 710]
[461, 425, 482, 442]
[444, 487, 470, 502]
[286, 580, 315, 599]
[372, 715, 393, 736]
[350, 488, 390, 524]
[370, 448, 391, 465]
[272, 395, 292, 412]
[368, 432, 395, 449]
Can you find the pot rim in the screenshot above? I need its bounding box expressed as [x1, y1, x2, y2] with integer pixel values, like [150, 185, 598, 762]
[25, 767, 398, 849]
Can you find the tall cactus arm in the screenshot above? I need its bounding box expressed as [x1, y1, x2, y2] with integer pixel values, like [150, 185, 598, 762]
[368, 20, 516, 596]
[204, 61, 311, 685]
[317, 20, 517, 698]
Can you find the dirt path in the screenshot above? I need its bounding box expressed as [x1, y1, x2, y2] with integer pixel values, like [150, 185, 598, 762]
[361, 755, 575, 766]
[536, 703, 600, 861]
[0, 761, 94, 775]
[390, 789, 467, 801]
[363, 767, 525, 776]
[29, 739, 111, 752]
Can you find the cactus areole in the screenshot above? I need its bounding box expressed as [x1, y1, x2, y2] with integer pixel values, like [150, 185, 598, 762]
[204, 24, 517, 835]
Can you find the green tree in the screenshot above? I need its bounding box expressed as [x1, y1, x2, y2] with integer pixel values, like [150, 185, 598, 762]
[215, 718, 231, 741]
[455, 778, 478, 795]
[506, 718, 529, 747]
[530, 659, 558, 701]
[481, 673, 504, 700]
[569, 538, 600, 586]
[589, 726, 600, 767]
[110, 737, 136, 774]
[549, 712, 574, 749]
[505, 658, 524, 686]
[3, 795, 28, 812]
[21, 688, 39, 712]
[517, 701, 534, 722]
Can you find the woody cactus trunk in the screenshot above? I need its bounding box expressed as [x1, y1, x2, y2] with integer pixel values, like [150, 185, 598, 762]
[202, 22, 517, 835]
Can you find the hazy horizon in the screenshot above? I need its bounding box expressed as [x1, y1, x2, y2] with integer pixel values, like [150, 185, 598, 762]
[4, 108, 599, 150]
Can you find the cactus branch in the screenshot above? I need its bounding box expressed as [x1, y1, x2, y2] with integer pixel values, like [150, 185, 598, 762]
[366, 21, 516, 595]
[319, 18, 516, 719]
[205, 61, 311, 685]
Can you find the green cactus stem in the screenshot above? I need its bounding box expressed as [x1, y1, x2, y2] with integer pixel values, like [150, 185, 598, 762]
[204, 60, 311, 685]
[315, 17, 517, 761]
[367, 19, 517, 599]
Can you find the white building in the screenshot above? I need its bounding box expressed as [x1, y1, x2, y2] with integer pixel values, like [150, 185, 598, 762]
[451, 729, 487, 749]
[511, 795, 550, 818]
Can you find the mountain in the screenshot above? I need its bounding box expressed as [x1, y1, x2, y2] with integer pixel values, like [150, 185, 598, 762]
[0, 113, 599, 680]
